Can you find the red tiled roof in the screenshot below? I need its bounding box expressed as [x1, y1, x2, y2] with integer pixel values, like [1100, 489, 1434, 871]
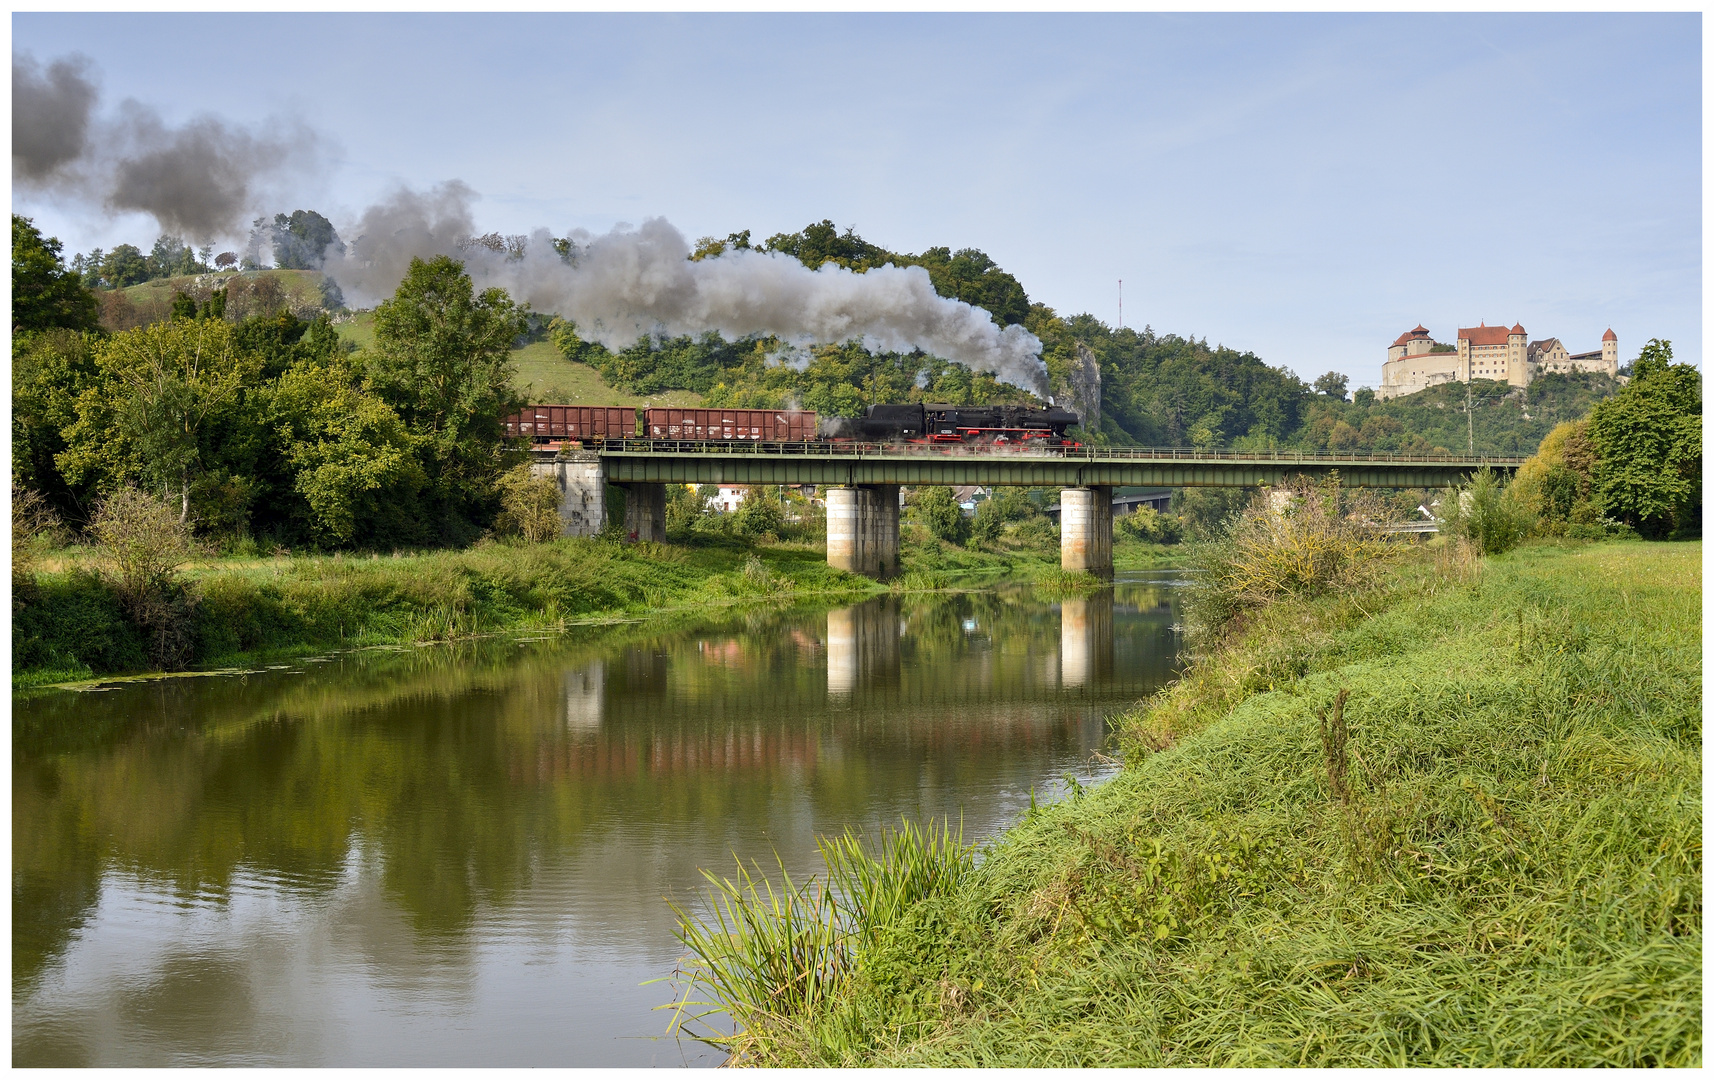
[1602, 327, 1617, 341]
[1510, 323, 1526, 335]
[1459, 325, 1518, 346]
[1391, 325, 1432, 347]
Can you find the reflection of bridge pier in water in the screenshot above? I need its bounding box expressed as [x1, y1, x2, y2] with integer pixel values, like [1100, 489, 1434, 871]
[562, 661, 605, 730]
[826, 597, 902, 700]
[1060, 592, 1114, 690]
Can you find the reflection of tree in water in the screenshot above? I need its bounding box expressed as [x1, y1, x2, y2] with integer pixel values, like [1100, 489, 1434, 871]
[13, 587, 1182, 990]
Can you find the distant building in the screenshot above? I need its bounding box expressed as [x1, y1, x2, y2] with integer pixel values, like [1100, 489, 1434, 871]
[706, 486, 746, 513]
[1378, 323, 1617, 400]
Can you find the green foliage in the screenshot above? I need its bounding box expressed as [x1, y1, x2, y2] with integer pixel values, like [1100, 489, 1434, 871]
[233, 308, 343, 379]
[1588, 339, 1701, 539]
[1169, 487, 1250, 541]
[59, 317, 262, 523]
[368, 255, 527, 541]
[495, 463, 563, 543]
[11, 215, 99, 333]
[1511, 420, 1599, 534]
[12, 329, 101, 518]
[913, 486, 969, 544]
[1115, 506, 1181, 544]
[268, 358, 425, 546]
[147, 234, 205, 279]
[1313, 371, 1349, 398]
[268, 210, 343, 270]
[96, 244, 150, 288]
[1439, 468, 1529, 556]
[14, 534, 875, 682]
[11, 571, 147, 679]
[1189, 479, 1393, 636]
[732, 485, 789, 540]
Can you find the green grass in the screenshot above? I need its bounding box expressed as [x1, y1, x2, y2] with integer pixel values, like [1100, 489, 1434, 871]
[334, 308, 377, 351]
[670, 539, 1702, 1066]
[331, 318, 704, 407]
[511, 340, 704, 406]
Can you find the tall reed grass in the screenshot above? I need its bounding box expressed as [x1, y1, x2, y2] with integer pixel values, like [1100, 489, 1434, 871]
[665, 819, 972, 1063]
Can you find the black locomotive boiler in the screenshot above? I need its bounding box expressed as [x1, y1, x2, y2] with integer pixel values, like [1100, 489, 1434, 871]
[818, 403, 1083, 445]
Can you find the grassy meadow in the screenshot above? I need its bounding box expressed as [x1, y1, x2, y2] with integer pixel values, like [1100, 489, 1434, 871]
[670, 539, 1702, 1066]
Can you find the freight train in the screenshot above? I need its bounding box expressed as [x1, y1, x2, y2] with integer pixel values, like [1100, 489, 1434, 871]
[503, 403, 1083, 447]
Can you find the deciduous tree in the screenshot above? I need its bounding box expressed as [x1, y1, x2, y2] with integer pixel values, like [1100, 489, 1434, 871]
[368, 255, 526, 540]
[1589, 339, 1701, 538]
[12, 215, 99, 332]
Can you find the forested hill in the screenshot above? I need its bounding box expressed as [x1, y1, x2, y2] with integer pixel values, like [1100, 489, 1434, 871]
[571, 220, 1626, 455]
[40, 211, 1627, 457]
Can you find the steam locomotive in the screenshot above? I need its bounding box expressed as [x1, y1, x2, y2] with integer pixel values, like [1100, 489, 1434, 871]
[504, 403, 1084, 447]
[816, 403, 1083, 444]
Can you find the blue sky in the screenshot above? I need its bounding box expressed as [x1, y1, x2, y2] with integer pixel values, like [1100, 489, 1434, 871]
[13, 12, 1701, 389]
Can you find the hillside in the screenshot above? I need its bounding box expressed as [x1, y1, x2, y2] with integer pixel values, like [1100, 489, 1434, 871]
[96, 269, 329, 332]
[332, 312, 703, 406]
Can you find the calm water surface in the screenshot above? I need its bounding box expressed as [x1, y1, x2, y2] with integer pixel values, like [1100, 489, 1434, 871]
[13, 574, 1185, 1066]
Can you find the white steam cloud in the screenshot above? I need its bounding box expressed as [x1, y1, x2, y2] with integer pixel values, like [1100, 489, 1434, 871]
[326, 186, 1048, 395]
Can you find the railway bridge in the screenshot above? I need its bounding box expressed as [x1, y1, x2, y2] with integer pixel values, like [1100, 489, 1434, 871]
[531, 440, 1522, 579]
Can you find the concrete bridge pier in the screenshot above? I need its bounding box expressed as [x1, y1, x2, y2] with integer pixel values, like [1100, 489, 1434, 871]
[532, 452, 608, 537]
[826, 485, 900, 579]
[1060, 486, 1113, 576]
[619, 483, 666, 543]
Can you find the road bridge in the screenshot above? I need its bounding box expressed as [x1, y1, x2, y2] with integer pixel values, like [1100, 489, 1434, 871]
[529, 441, 1522, 579]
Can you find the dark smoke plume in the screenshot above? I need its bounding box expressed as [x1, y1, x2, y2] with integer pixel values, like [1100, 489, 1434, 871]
[13, 51, 97, 182]
[12, 50, 321, 242]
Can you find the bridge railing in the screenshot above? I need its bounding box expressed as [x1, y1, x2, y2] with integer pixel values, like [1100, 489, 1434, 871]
[588, 439, 1526, 467]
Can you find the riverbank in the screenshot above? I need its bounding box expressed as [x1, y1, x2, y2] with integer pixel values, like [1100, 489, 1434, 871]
[12, 532, 1187, 687]
[689, 539, 1701, 1066]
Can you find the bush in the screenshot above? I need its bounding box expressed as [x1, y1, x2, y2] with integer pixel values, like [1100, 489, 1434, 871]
[1116, 505, 1181, 544]
[495, 463, 562, 543]
[1170, 487, 1252, 541]
[1439, 468, 1529, 556]
[1191, 478, 1392, 635]
[11, 485, 62, 603]
[726, 486, 791, 541]
[12, 571, 147, 678]
[913, 486, 968, 544]
[87, 486, 198, 669]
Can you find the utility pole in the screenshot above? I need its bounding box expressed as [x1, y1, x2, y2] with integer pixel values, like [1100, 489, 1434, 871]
[1118, 279, 1123, 329]
[1466, 379, 1474, 455]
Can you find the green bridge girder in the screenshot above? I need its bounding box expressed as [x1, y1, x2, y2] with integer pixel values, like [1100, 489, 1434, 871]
[584, 441, 1524, 489]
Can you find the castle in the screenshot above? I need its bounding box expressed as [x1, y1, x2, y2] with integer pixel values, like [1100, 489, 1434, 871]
[1378, 322, 1617, 400]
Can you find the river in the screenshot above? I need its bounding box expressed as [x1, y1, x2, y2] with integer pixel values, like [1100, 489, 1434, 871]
[12, 573, 1185, 1066]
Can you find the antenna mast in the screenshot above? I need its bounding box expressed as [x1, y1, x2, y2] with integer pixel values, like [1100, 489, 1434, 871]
[1118, 279, 1123, 329]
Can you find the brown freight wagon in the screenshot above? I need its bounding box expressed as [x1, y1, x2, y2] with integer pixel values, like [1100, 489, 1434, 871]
[504, 406, 637, 443]
[644, 408, 817, 442]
